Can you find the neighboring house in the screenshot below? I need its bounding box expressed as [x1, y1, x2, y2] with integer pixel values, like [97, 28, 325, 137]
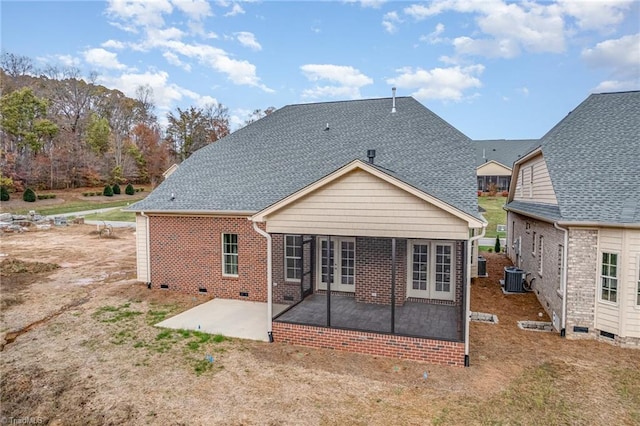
[129, 96, 487, 366]
[475, 139, 538, 192]
[505, 91, 640, 348]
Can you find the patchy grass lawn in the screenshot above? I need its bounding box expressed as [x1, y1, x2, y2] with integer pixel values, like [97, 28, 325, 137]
[1, 226, 638, 425]
[85, 209, 136, 222]
[478, 196, 507, 238]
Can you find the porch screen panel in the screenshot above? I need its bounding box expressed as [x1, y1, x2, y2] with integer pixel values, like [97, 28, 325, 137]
[341, 241, 355, 285]
[412, 244, 429, 291]
[435, 244, 452, 292]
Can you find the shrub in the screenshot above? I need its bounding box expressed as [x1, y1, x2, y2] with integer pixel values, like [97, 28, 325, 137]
[36, 194, 56, 200]
[125, 183, 135, 195]
[501, 190, 508, 197]
[112, 183, 121, 195]
[494, 236, 502, 253]
[487, 182, 498, 196]
[0, 186, 9, 202]
[23, 188, 36, 202]
[477, 190, 482, 197]
[82, 192, 90, 197]
[103, 185, 114, 197]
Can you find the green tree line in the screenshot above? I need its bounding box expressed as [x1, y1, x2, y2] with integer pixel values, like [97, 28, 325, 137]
[0, 52, 274, 193]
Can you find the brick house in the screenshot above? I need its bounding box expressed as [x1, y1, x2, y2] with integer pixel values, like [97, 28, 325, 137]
[505, 91, 640, 348]
[129, 95, 487, 366]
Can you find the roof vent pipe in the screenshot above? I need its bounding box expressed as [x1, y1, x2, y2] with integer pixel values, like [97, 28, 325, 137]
[391, 87, 397, 113]
[367, 149, 376, 164]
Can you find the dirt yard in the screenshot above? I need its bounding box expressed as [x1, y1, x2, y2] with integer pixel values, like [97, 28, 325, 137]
[0, 226, 638, 425]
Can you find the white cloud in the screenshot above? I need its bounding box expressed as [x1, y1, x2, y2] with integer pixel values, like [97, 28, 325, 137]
[224, 3, 245, 17]
[420, 23, 445, 44]
[387, 64, 484, 101]
[55, 54, 81, 67]
[518, 86, 529, 97]
[402, 1, 571, 57]
[344, 0, 386, 8]
[559, 0, 633, 31]
[99, 70, 184, 112]
[382, 11, 401, 34]
[172, 0, 212, 20]
[83, 48, 127, 70]
[453, 36, 521, 58]
[300, 64, 373, 100]
[156, 40, 272, 91]
[583, 33, 640, 91]
[582, 33, 640, 74]
[235, 31, 262, 51]
[101, 39, 126, 49]
[106, 0, 173, 28]
[301, 64, 373, 87]
[163, 51, 192, 71]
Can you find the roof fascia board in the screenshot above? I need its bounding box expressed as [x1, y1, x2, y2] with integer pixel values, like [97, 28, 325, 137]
[503, 204, 557, 224]
[129, 210, 255, 217]
[252, 159, 485, 228]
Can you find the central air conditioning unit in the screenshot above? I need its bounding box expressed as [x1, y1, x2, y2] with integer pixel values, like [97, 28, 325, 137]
[504, 266, 525, 293]
[477, 256, 488, 277]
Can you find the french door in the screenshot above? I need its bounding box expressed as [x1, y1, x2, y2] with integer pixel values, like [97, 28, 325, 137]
[407, 241, 455, 301]
[317, 237, 355, 292]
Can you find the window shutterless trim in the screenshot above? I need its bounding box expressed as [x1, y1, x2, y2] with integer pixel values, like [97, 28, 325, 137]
[222, 233, 239, 277]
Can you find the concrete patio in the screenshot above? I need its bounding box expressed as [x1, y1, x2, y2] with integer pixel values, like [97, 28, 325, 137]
[156, 298, 288, 342]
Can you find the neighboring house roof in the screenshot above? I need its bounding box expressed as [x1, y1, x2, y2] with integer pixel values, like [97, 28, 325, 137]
[129, 96, 481, 220]
[508, 91, 640, 224]
[474, 139, 539, 169]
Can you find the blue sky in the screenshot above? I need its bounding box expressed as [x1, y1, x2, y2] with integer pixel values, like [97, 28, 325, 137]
[1, 0, 638, 139]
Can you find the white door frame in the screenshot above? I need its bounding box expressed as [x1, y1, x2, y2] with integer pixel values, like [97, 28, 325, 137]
[316, 237, 356, 293]
[406, 240, 455, 301]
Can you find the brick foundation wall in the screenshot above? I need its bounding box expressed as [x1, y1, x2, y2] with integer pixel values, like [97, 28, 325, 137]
[148, 216, 267, 301]
[272, 322, 465, 366]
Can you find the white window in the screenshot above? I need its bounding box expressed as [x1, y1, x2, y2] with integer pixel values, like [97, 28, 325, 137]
[538, 235, 544, 275]
[222, 234, 238, 276]
[532, 231, 537, 255]
[600, 252, 618, 303]
[558, 244, 564, 292]
[407, 241, 454, 301]
[284, 235, 302, 282]
[529, 165, 534, 197]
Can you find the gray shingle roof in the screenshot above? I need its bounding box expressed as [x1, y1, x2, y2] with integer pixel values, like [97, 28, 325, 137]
[505, 201, 562, 222]
[474, 139, 539, 169]
[508, 91, 640, 224]
[129, 97, 481, 219]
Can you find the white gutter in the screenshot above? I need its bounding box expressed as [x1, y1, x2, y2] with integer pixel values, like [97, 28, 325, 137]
[554, 222, 569, 336]
[140, 211, 151, 284]
[466, 223, 487, 367]
[252, 221, 273, 341]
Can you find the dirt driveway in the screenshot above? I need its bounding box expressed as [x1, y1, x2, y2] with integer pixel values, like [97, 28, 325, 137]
[1, 225, 638, 425]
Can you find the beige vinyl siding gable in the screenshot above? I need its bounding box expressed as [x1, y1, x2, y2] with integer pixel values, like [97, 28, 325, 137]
[264, 168, 470, 239]
[477, 161, 512, 177]
[135, 214, 149, 282]
[513, 154, 558, 205]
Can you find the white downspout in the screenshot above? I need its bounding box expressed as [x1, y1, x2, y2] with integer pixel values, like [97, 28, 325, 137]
[466, 224, 486, 367]
[252, 221, 273, 341]
[554, 222, 569, 337]
[140, 211, 151, 284]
